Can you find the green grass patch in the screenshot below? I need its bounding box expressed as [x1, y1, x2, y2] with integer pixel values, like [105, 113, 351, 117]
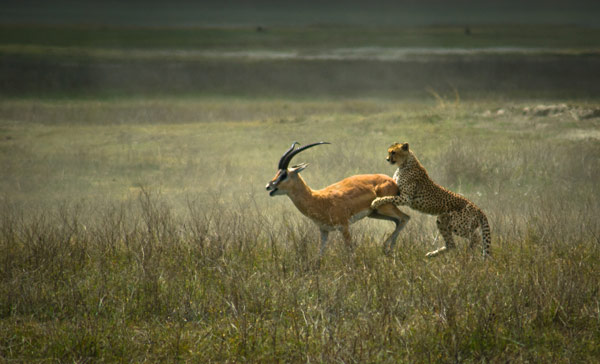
[1, 96, 599, 361]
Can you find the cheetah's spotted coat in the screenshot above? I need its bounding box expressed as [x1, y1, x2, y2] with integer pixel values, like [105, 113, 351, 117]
[371, 142, 491, 257]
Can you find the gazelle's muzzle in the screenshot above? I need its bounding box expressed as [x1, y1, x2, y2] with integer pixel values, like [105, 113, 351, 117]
[266, 177, 282, 196]
[265, 182, 278, 196]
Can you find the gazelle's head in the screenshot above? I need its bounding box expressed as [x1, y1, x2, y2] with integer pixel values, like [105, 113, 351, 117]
[266, 141, 330, 197]
[386, 142, 410, 165]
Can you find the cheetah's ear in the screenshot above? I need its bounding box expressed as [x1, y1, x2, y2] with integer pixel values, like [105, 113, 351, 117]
[402, 143, 409, 151]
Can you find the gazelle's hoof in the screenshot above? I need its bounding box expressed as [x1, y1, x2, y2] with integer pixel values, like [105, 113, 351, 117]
[383, 246, 392, 256]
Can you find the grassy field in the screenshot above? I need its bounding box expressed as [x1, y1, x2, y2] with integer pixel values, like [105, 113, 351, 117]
[2, 96, 600, 362]
[1, 25, 600, 362]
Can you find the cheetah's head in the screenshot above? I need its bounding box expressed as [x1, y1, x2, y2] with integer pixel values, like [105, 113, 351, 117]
[386, 142, 410, 165]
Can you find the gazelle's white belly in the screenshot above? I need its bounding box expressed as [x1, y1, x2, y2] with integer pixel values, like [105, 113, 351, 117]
[314, 209, 372, 231]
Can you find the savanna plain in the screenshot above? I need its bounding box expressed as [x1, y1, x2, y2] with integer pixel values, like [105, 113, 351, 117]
[1, 25, 600, 363]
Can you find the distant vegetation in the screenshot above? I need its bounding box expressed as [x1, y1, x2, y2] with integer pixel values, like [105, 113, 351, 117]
[1, 25, 600, 99]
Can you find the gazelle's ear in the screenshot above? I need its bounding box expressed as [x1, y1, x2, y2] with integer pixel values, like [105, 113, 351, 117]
[402, 143, 409, 151]
[289, 163, 309, 174]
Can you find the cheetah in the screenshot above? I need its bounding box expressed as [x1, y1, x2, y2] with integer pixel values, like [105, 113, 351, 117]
[371, 142, 491, 258]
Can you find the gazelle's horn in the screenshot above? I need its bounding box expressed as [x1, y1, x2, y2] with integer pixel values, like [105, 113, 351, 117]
[278, 142, 299, 169]
[280, 142, 330, 170]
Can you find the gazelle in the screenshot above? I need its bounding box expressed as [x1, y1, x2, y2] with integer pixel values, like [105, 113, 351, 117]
[266, 142, 410, 255]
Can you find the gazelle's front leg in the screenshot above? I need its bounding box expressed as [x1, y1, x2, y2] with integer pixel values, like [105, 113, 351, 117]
[319, 229, 330, 256]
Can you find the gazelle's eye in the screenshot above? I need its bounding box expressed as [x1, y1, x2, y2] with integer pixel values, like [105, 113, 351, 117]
[277, 171, 287, 182]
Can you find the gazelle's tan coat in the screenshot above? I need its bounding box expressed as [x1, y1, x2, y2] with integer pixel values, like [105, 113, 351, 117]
[266, 142, 410, 255]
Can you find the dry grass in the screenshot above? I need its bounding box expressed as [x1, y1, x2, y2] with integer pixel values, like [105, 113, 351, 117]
[0, 188, 598, 363]
[1, 97, 599, 362]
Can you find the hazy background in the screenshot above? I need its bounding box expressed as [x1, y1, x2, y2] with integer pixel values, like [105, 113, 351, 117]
[1, 1, 600, 99]
[2, 0, 600, 26]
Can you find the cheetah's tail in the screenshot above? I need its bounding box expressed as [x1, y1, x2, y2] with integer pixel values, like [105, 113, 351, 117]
[479, 211, 491, 258]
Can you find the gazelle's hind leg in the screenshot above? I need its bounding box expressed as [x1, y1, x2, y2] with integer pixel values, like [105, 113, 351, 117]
[427, 213, 455, 257]
[341, 225, 353, 250]
[370, 203, 410, 255]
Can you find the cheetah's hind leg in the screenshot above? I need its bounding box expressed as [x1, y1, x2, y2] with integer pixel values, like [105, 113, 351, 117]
[426, 214, 455, 258]
[469, 229, 481, 250]
[425, 246, 449, 258]
[424, 232, 443, 257]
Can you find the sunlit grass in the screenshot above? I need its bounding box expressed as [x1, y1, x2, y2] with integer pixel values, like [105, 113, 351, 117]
[1, 96, 599, 362]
